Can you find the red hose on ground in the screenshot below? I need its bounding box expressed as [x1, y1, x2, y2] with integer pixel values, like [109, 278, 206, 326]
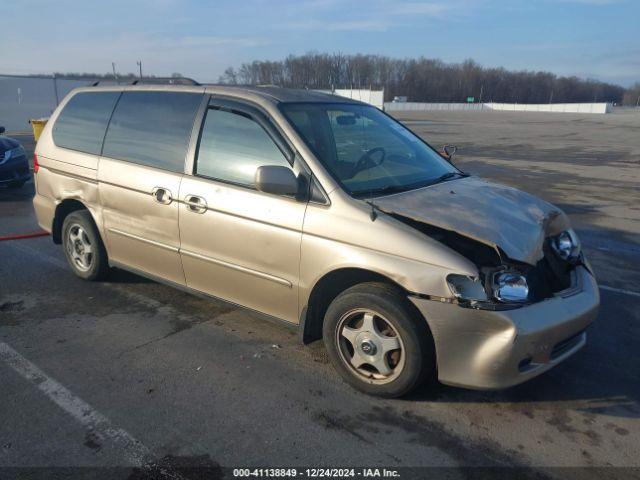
[0, 231, 50, 241]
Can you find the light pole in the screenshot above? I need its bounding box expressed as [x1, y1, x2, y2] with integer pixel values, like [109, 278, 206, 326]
[137, 60, 143, 79]
[52, 74, 59, 105]
[112, 62, 117, 80]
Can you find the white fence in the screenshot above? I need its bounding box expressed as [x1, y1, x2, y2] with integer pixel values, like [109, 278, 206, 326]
[318, 89, 385, 109]
[485, 102, 612, 113]
[384, 102, 613, 114]
[385, 102, 483, 112]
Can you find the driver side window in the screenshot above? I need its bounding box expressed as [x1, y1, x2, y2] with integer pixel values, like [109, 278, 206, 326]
[196, 108, 291, 188]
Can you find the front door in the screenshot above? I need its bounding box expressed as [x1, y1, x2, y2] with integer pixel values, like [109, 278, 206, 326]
[179, 100, 306, 323]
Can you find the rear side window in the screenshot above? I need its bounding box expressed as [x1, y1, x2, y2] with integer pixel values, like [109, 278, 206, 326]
[102, 91, 202, 172]
[196, 108, 290, 187]
[52, 92, 120, 155]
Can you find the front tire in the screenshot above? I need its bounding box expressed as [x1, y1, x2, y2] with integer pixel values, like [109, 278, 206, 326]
[62, 210, 109, 281]
[323, 282, 435, 398]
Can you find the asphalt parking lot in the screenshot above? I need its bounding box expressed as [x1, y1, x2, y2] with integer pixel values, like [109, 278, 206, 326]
[1, 110, 639, 478]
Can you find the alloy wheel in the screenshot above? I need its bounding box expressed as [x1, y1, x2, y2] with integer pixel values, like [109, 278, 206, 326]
[336, 309, 405, 384]
[66, 224, 93, 272]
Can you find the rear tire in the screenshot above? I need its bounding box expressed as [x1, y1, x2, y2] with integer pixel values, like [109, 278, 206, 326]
[62, 210, 109, 281]
[323, 282, 435, 398]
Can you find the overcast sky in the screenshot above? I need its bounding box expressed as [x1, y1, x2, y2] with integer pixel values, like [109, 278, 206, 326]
[2, 0, 638, 86]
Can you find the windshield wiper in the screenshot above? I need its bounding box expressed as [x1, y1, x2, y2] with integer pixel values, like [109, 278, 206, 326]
[433, 171, 469, 184]
[354, 172, 469, 199]
[353, 184, 412, 198]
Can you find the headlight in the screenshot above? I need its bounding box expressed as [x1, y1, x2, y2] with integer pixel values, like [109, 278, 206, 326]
[447, 274, 488, 302]
[493, 272, 529, 303]
[2, 146, 25, 162]
[550, 229, 581, 262]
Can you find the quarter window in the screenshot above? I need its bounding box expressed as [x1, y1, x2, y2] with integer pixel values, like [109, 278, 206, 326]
[52, 92, 120, 155]
[102, 91, 202, 172]
[196, 108, 290, 187]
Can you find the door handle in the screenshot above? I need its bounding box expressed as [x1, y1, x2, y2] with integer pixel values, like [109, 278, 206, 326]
[184, 195, 207, 214]
[152, 187, 173, 205]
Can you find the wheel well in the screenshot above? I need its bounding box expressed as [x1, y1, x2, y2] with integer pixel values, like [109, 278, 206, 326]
[300, 268, 409, 344]
[52, 199, 88, 244]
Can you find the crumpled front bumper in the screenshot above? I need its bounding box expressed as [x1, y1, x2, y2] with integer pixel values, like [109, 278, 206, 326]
[409, 265, 599, 389]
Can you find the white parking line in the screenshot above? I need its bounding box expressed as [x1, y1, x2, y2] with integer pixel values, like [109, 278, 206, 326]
[599, 285, 640, 298]
[1, 242, 194, 476]
[0, 341, 151, 466]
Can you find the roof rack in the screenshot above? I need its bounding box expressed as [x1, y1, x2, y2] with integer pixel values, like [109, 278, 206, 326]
[90, 80, 118, 86]
[91, 77, 201, 87]
[130, 77, 200, 86]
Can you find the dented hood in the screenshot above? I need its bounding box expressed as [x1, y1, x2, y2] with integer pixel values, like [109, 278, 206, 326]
[373, 176, 569, 265]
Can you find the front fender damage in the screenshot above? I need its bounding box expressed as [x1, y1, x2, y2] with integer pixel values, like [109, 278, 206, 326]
[385, 210, 576, 305]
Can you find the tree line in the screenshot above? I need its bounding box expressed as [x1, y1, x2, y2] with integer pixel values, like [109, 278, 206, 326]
[623, 83, 640, 106]
[218, 53, 631, 105]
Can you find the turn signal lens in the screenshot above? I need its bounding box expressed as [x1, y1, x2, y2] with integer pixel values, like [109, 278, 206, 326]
[33, 154, 39, 173]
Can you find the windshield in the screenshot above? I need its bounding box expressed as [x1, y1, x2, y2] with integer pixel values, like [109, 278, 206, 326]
[280, 102, 459, 197]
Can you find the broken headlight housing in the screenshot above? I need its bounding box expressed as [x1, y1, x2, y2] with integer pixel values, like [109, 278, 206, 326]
[446, 274, 488, 302]
[550, 229, 581, 263]
[492, 272, 529, 303]
[447, 270, 530, 308]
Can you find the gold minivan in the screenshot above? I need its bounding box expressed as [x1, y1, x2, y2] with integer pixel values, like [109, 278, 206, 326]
[32, 81, 599, 397]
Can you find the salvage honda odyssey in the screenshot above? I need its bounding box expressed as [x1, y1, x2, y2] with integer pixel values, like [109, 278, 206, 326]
[32, 81, 599, 397]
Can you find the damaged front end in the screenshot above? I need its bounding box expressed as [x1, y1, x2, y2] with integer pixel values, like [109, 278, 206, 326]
[369, 177, 598, 389]
[389, 214, 585, 310]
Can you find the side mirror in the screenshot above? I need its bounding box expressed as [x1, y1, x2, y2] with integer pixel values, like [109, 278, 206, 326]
[0, 126, 5, 135]
[441, 145, 457, 160]
[255, 165, 299, 196]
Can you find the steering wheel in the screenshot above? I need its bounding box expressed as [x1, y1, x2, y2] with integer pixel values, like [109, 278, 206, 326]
[354, 147, 386, 175]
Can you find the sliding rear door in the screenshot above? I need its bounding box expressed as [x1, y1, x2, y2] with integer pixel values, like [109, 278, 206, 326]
[98, 90, 204, 284]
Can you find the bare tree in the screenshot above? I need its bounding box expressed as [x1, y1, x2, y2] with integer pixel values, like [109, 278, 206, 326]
[622, 83, 640, 106]
[217, 52, 627, 104]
